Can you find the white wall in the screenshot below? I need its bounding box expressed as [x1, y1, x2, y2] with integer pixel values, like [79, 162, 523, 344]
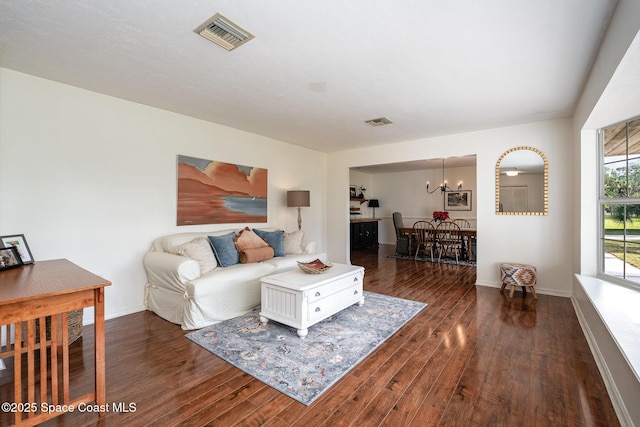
[0, 68, 327, 323]
[570, 0, 640, 424]
[329, 118, 574, 297]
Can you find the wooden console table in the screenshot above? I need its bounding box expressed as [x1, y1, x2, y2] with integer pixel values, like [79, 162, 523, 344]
[0, 259, 110, 426]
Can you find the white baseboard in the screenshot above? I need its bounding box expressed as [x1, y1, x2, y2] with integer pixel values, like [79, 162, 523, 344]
[571, 296, 633, 427]
[474, 281, 572, 298]
[81, 305, 146, 325]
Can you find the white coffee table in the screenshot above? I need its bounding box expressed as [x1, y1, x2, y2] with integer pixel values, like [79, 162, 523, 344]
[259, 263, 365, 338]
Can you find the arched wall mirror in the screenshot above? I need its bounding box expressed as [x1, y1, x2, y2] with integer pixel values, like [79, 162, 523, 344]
[495, 146, 548, 215]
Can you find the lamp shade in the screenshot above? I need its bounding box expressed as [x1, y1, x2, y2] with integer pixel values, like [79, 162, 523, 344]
[287, 190, 310, 207]
[368, 199, 380, 208]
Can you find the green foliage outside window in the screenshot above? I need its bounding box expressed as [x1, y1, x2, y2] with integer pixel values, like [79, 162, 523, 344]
[601, 117, 640, 281]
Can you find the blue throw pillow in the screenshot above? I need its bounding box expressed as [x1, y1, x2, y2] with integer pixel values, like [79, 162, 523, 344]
[208, 232, 240, 267]
[253, 229, 285, 257]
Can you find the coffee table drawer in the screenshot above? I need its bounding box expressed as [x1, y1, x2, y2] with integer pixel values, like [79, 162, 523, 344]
[308, 284, 362, 322]
[307, 270, 363, 303]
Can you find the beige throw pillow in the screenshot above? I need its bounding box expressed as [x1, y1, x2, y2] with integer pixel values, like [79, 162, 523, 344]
[234, 227, 269, 251]
[176, 237, 217, 274]
[283, 230, 304, 254]
[239, 246, 275, 263]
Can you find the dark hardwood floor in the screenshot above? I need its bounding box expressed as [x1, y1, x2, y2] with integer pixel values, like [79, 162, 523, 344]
[5, 244, 619, 426]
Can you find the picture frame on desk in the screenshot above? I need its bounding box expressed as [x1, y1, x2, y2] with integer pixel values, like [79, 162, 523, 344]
[0, 246, 23, 270]
[445, 190, 472, 211]
[0, 234, 34, 264]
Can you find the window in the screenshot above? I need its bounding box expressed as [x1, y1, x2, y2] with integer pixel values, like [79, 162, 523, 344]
[600, 117, 640, 285]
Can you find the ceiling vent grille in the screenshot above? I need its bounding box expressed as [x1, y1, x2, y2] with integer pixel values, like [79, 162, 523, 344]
[365, 117, 392, 127]
[194, 13, 254, 51]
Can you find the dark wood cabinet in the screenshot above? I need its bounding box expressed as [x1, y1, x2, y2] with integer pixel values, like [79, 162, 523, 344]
[350, 220, 379, 250]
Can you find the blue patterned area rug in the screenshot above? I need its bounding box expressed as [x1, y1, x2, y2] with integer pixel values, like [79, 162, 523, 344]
[388, 252, 476, 266]
[185, 292, 426, 405]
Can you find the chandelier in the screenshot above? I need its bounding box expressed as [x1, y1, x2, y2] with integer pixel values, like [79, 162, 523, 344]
[426, 158, 462, 194]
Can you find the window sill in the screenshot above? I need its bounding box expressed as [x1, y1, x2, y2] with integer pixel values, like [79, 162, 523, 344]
[575, 274, 640, 382]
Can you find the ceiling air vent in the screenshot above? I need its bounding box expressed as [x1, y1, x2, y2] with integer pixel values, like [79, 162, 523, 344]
[194, 13, 255, 51]
[365, 117, 392, 127]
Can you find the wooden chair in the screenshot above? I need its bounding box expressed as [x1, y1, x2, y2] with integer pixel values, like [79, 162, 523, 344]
[452, 219, 473, 260]
[412, 220, 435, 261]
[435, 221, 462, 264]
[452, 218, 470, 228]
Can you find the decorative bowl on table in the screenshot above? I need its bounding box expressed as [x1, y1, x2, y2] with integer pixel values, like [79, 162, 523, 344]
[297, 259, 333, 274]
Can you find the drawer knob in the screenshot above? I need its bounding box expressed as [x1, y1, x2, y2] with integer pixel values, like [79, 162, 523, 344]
[315, 291, 321, 297]
[354, 290, 359, 295]
[315, 307, 321, 312]
[353, 277, 358, 282]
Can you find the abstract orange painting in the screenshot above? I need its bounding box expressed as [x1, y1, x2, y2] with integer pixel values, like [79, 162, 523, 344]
[177, 155, 268, 225]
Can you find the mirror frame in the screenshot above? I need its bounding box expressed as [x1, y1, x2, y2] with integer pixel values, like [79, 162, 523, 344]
[495, 146, 548, 216]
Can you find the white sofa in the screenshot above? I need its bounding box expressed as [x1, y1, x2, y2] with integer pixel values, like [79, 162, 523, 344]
[143, 228, 326, 330]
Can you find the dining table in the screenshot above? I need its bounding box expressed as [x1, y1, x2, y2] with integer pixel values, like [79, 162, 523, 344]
[400, 224, 476, 261]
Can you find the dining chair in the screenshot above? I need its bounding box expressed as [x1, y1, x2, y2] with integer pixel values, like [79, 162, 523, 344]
[392, 212, 409, 255]
[453, 218, 473, 259]
[412, 220, 435, 261]
[452, 219, 471, 228]
[435, 221, 462, 264]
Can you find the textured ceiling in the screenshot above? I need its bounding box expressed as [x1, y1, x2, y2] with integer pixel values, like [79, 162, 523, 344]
[0, 1, 617, 153]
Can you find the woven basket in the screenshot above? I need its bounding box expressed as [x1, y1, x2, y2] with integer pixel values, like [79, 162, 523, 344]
[35, 309, 83, 345]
